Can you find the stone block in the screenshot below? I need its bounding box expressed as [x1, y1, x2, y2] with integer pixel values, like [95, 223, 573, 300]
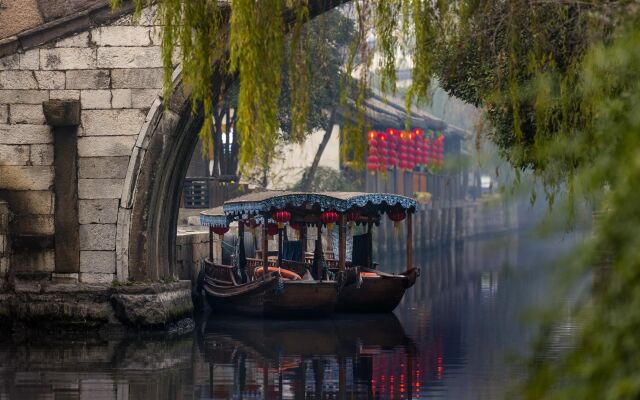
[111, 89, 131, 108]
[77, 136, 136, 157]
[81, 109, 145, 136]
[56, 32, 90, 47]
[97, 47, 161, 69]
[34, 71, 66, 90]
[0, 144, 29, 165]
[50, 90, 80, 100]
[12, 249, 55, 273]
[66, 70, 110, 89]
[1, 191, 53, 215]
[0, 124, 52, 144]
[0, 71, 38, 89]
[78, 179, 124, 199]
[79, 199, 119, 224]
[11, 214, 54, 235]
[0, 104, 7, 123]
[92, 26, 152, 47]
[80, 224, 116, 251]
[111, 68, 163, 89]
[81, 90, 111, 109]
[0, 54, 19, 70]
[79, 272, 114, 284]
[0, 90, 49, 104]
[79, 157, 129, 179]
[40, 48, 97, 70]
[80, 250, 115, 274]
[19, 49, 40, 70]
[0, 166, 53, 190]
[9, 104, 46, 124]
[131, 89, 160, 109]
[30, 144, 54, 166]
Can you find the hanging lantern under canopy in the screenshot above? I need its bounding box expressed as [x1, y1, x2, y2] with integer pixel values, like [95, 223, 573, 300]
[212, 226, 229, 239]
[273, 210, 291, 229]
[321, 211, 339, 231]
[266, 223, 279, 237]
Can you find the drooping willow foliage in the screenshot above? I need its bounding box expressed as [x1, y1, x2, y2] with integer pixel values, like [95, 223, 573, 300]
[110, 0, 640, 398]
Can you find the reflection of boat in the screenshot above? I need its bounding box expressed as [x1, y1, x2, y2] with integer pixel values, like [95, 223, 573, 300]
[201, 313, 417, 399]
[200, 191, 420, 317]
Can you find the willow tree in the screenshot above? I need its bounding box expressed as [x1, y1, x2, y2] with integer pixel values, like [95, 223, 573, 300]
[112, 0, 640, 398]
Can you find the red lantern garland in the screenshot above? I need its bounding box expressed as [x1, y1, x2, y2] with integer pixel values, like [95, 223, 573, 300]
[273, 210, 291, 229]
[321, 211, 339, 231]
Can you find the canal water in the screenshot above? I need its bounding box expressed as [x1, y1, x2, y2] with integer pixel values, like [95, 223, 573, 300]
[0, 231, 583, 399]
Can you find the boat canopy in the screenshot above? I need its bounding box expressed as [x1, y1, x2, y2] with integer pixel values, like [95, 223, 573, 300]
[221, 190, 419, 218]
[200, 206, 229, 227]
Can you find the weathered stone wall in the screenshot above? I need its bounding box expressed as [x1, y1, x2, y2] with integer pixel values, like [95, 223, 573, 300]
[0, 8, 164, 284]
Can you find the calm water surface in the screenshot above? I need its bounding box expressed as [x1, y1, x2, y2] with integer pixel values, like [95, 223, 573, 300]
[0, 232, 583, 399]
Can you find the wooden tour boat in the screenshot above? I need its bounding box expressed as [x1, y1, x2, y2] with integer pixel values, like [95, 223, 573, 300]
[200, 191, 419, 317]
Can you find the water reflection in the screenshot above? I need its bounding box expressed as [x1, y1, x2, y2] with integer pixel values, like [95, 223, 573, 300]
[0, 233, 583, 399]
[199, 314, 418, 399]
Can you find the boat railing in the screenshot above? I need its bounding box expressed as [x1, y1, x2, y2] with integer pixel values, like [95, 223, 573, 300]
[204, 259, 240, 286]
[246, 257, 311, 278]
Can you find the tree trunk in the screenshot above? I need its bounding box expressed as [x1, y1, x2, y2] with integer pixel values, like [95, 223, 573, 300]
[301, 105, 338, 191]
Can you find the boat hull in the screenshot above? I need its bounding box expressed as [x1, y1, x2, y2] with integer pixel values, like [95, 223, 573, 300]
[337, 268, 418, 313]
[204, 277, 338, 318]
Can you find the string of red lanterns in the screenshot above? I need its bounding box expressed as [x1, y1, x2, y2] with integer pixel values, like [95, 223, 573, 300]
[367, 128, 445, 173]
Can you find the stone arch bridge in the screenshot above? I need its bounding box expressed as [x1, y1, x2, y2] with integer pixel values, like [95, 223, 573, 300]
[0, 0, 346, 327]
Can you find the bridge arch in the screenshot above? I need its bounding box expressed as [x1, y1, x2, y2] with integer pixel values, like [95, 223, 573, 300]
[0, 1, 347, 284]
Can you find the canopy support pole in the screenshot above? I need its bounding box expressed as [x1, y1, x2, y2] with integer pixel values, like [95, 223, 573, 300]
[366, 222, 373, 269]
[407, 212, 413, 270]
[338, 214, 346, 271]
[301, 225, 307, 262]
[208, 226, 214, 262]
[277, 228, 283, 267]
[238, 221, 246, 282]
[262, 222, 269, 279]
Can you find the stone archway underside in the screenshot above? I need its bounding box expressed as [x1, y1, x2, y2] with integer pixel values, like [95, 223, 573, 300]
[117, 0, 352, 282]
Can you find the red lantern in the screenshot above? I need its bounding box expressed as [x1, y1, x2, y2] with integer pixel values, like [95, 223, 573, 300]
[346, 210, 360, 231]
[321, 211, 339, 231]
[388, 208, 406, 233]
[368, 130, 377, 140]
[212, 226, 229, 239]
[274, 210, 291, 229]
[266, 222, 279, 237]
[289, 222, 302, 231]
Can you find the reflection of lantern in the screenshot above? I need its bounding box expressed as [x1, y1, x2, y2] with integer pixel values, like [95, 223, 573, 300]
[212, 226, 229, 239]
[266, 223, 279, 237]
[321, 211, 339, 231]
[274, 210, 291, 229]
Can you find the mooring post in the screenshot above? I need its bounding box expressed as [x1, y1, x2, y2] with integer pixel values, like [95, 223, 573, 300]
[43, 100, 81, 276]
